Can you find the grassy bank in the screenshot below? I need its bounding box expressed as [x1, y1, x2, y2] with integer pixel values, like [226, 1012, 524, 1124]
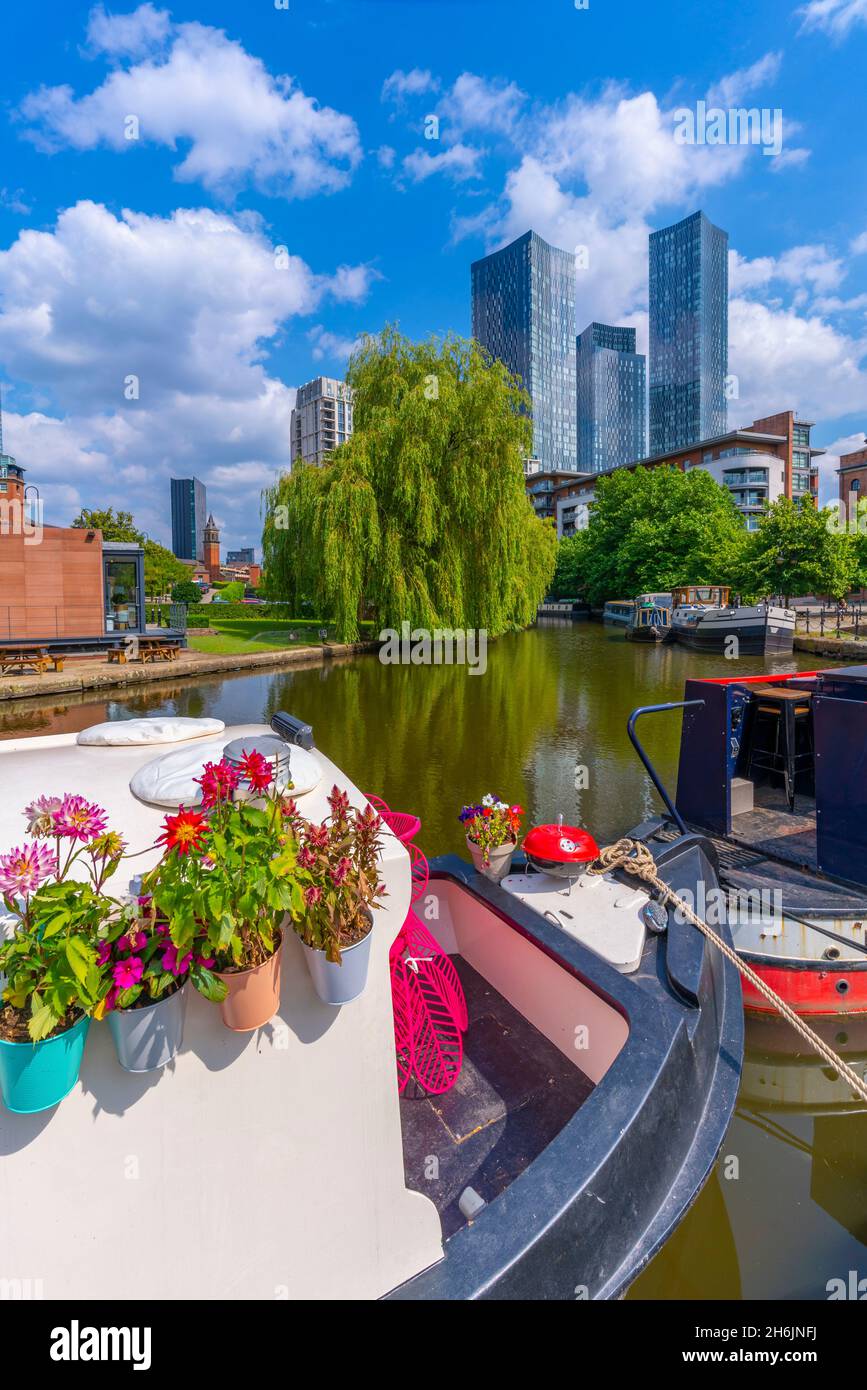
[186, 617, 377, 656]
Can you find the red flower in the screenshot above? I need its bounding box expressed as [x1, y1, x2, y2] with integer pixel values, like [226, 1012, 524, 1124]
[195, 759, 241, 809]
[305, 885, 323, 906]
[238, 749, 273, 793]
[157, 807, 210, 857]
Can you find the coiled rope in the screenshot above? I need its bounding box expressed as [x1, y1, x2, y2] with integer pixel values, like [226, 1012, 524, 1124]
[589, 838, 867, 1106]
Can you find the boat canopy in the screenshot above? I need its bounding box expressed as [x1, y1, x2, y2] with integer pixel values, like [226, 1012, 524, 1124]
[671, 586, 730, 608]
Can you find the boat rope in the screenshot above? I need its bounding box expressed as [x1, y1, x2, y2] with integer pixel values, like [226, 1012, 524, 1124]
[589, 839, 867, 1106]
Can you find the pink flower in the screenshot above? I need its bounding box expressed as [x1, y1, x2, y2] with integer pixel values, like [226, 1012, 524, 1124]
[297, 846, 317, 869]
[161, 944, 192, 977]
[0, 842, 58, 897]
[22, 795, 63, 838]
[104, 986, 121, 1013]
[96, 940, 113, 966]
[305, 885, 323, 907]
[112, 955, 144, 990]
[331, 856, 352, 887]
[52, 795, 108, 843]
[196, 759, 241, 809]
[118, 931, 147, 954]
[195, 953, 215, 969]
[238, 749, 274, 793]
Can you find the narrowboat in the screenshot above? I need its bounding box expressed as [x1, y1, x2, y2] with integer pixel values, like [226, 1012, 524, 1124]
[0, 714, 742, 1301]
[603, 598, 636, 628]
[625, 592, 673, 643]
[670, 585, 795, 656]
[625, 664, 867, 1017]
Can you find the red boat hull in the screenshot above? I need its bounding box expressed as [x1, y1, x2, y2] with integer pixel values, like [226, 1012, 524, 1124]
[740, 954, 867, 1016]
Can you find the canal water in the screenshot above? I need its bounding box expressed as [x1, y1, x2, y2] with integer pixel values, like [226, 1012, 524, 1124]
[3, 619, 865, 1299]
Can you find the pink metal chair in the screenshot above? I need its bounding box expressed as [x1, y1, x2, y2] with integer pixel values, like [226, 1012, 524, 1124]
[362, 792, 421, 845]
[389, 841, 468, 1097]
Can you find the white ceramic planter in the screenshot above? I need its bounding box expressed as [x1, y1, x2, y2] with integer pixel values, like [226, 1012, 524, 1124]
[301, 928, 372, 1006]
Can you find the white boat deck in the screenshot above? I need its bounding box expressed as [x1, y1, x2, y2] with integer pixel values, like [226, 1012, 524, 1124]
[0, 726, 443, 1299]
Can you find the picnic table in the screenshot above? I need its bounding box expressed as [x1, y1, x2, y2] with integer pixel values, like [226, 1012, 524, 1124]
[0, 644, 65, 676]
[108, 637, 181, 665]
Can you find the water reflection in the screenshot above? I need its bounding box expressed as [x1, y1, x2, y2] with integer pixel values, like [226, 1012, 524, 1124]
[4, 622, 863, 1299]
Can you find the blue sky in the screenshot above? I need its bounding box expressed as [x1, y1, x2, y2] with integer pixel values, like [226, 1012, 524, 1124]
[1, 0, 866, 553]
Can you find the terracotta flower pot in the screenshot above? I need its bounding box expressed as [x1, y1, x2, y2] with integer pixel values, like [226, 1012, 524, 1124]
[213, 938, 283, 1032]
[466, 835, 515, 884]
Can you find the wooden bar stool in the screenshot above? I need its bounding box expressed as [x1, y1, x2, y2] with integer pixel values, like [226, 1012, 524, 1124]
[745, 685, 814, 811]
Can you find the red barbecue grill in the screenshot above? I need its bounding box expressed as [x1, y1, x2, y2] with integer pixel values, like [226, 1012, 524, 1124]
[522, 820, 600, 879]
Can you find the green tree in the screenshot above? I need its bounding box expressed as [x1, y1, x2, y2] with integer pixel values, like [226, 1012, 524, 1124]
[550, 531, 590, 598]
[565, 466, 749, 606]
[143, 540, 190, 599]
[216, 580, 246, 602]
[171, 578, 204, 606]
[738, 497, 857, 603]
[262, 326, 556, 641]
[71, 508, 144, 543]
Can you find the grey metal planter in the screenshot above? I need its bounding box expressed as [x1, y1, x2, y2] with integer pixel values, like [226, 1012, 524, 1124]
[107, 984, 188, 1073]
[301, 931, 372, 1006]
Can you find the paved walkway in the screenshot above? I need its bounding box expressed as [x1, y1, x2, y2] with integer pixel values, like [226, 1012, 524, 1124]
[0, 641, 379, 703]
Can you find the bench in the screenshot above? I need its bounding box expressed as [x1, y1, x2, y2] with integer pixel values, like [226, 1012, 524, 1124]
[138, 638, 180, 664]
[0, 645, 65, 676]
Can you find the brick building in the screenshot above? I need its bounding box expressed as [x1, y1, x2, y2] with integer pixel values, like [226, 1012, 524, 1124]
[0, 453, 144, 641]
[837, 440, 867, 514]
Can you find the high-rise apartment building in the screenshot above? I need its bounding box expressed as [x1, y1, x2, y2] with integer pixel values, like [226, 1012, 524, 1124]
[576, 323, 646, 474]
[649, 211, 728, 454]
[290, 377, 354, 466]
[471, 230, 578, 471]
[170, 477, 207, 562]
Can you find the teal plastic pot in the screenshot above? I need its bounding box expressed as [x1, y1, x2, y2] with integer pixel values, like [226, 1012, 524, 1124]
[0, 1014, 91, 1114]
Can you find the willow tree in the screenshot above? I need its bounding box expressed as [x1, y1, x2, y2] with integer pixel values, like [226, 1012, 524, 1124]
[262, 327, 557, 641]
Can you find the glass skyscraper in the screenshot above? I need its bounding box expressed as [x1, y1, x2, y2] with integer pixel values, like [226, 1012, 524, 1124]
[471, 230, 577, 471]
[649, 211, 728, 455]
[576, 323, 646, 474]
[170, 477, 207, 562]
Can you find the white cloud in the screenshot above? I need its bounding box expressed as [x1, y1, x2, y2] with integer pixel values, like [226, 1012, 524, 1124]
[798, 0, 867, 38]
[443, 73, 527, 136]
[706, 50, 783, 108]
[85, 2, 171, 60]
[402, 142, 486, 184]
[851, 230, 867, 254]
[18, 8, 361, 200]
[730, 243, 845, 294]
[729, 296, 867, 424]
[307, 325, 364, 363]
[0, 201, 375, 547]
[375, 144, 396, 170]
[381, 68, 439, 105]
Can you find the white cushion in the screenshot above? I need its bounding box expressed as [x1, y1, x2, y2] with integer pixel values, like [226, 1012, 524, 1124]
[130, 739, 323, 808]
[77, 717, 225, 747]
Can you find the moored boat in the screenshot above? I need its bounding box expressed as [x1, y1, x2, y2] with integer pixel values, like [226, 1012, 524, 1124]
[670, 585, 795, 656]
[625, 592, 673, 643]
[603, 598, 636, 628]
[0, 714, 742, 1301]
[625, 664, 867, 1017]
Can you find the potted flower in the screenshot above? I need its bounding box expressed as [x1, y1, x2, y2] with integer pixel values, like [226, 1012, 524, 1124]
[95, 896, 210, 1072]
[0, 795, 119, 1113]
[143, 752, 304, 1032]
[459, 795, 524, 883]
[291, 788, 386, 1006]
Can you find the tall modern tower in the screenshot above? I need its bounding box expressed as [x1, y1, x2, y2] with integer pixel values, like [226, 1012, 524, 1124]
[649, 211, 728, 455]
[576, 323, 646, 474]
[472, 230, 577, 471]
[170, 477, 207, 562]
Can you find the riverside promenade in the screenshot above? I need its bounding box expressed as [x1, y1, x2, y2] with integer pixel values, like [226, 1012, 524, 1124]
[0, 640, 379, 703]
